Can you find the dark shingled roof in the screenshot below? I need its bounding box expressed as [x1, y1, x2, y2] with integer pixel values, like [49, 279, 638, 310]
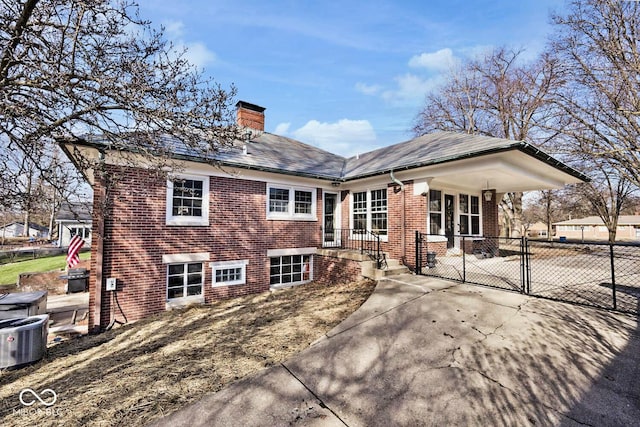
[215, 132, 346, 180]
[75, 130, 588, 183]
[56, 202, 92, 221]
[342, 132, 520, 178]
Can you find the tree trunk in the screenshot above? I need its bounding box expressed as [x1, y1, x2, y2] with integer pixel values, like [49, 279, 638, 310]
[22, 173, 32, 237]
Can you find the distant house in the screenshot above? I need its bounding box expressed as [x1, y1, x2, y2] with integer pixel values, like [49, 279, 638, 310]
[527, 221, 552, 239]
[60, 100, 588, 332]
[56, 203, 93, 247]
[554, 216, 640, 241]
[0, 222, 48, 239]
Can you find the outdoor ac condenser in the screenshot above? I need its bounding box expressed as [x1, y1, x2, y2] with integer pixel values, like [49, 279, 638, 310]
[0, 291, 47, 320]
[0, 315, 49, 369]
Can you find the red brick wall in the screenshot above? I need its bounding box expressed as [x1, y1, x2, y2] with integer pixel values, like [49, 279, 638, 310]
[237, 108, 265, 131]
[425, 240, 448, 257]
[482, 190, 499, 237]
[90, 164, 323, 329]
[314, 255, 362, 285]
[386, 181, 428, 271]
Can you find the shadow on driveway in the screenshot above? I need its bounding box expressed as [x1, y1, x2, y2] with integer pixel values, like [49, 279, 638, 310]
[155, 274, 640, 426]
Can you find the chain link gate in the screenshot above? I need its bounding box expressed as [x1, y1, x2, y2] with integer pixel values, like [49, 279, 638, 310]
[415, 231, 640, 315]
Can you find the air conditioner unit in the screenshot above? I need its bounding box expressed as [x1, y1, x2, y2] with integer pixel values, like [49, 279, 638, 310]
[0, 315, 49, 369]
[0, 291, 47, 320]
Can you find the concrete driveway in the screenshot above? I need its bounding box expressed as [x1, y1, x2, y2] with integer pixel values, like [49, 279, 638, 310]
[154, 274, 640, 426]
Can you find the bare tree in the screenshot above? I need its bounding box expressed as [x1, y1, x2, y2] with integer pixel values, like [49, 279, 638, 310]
[413, 47, 564, 237]
[566, 161, 635, 243]
[1, 0, 240, 208]
[551, 0, 640, 189]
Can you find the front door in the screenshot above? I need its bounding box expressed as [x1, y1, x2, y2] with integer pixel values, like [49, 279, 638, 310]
[444, 194, 455, 248]
[323, 193, 338, 246]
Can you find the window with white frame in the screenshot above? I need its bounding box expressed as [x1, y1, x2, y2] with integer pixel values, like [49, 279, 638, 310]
[210, 260, 248, 287]
[459, 194, 480, 235]
[166, 175, 209, 226]
[167, 262, 203, 299]
[353, 191, 367, 231]
[371, 189, 388, 235]
[267, 185, 316, 220]
[429, 189, 442, 235]
[69, 226, 91, 240]
[269, 254, 312, 285]
[351, 189, 387, 236]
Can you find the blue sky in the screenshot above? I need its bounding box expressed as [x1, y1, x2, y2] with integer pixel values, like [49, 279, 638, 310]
[137, 0, 566, 157]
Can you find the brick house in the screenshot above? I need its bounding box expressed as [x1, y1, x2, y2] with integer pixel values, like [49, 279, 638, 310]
[554, 215, 640, 241]
[56, 202, 93, 248]
[61, 101, 587, 332]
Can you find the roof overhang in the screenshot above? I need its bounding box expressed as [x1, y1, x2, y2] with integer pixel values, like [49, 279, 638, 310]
[368, 149, 586, 193]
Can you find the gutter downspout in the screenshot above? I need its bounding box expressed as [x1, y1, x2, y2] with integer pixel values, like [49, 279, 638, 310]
[390, 170, 406, 263]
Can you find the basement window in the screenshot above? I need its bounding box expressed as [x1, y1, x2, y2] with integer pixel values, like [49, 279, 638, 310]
[269, 254, 312, 287]
[210, 260, 248, 287]
[167, 262, 203, 300]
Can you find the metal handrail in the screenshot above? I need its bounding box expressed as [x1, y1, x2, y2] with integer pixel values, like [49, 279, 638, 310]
[322, 228, 384, 268]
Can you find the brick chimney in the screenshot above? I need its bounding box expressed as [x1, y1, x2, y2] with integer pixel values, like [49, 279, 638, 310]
[236, 101, 266, 131]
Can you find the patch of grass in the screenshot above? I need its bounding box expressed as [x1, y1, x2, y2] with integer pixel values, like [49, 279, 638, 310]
[0, 252, 90, 286]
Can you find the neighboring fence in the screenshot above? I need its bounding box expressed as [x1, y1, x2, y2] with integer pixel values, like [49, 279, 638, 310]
[416, 232, 640, 315]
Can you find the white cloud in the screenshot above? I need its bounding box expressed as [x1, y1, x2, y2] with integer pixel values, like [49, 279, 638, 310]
[291, 119, 377, 157]
[382, 73, 442, 104]
[182, 41, 217, 68]
[163, 20, 185, 38]
[408, 48, 457, 71]
[163, 20, 217, 69]
[355, 82, 382, 96]
[274, 122, 291, 134]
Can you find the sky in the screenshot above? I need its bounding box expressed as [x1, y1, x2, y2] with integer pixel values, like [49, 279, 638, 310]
[136, 0, 567, 158]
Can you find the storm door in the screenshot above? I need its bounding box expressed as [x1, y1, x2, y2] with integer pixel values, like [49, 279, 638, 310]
[444, 194, 455, 248]
[323, 192, 339, 246]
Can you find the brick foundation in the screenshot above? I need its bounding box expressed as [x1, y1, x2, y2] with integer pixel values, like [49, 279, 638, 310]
[314, 255, 362, 285]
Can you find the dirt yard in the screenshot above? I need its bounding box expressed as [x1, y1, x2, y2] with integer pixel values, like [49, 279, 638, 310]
[0, 279, 376, 427]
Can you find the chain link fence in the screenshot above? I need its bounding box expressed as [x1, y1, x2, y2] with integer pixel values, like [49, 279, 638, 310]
[416, 233, 640, 315]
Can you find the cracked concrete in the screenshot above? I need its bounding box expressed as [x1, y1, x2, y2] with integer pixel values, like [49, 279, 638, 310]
[154, 274, 640, 426]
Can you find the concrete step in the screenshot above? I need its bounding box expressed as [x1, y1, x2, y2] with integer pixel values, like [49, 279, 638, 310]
[373, 259, 410, 280]
[384, 258, 404, 268]
[374, 266, 410, 279]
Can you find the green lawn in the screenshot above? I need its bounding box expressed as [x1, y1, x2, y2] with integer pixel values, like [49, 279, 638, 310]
[0, 252, 90, 286]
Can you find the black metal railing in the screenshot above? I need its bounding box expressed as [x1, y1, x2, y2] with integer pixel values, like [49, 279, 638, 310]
[416, 232, 640, 315]
[323, 228, 384, 269]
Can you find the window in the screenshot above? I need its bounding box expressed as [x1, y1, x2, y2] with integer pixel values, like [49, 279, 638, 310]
[70, 227, 91, 240]
[210, 260, 248, 287]
[371, 189, 388, 236]
[459, 194, 480, 235]
[351, 189, 387, 236]
[294, 190, 313, 214]
[173, 179, 203, 217]
[353, 191, 368, 231]
[167, 262, 203, 299]
[429, 190, 442, 235]
[166, 175, 209, 226]
[267, 185, 316, 220]
[269, 188, 289, 213]
[270, 254, 312, 286]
